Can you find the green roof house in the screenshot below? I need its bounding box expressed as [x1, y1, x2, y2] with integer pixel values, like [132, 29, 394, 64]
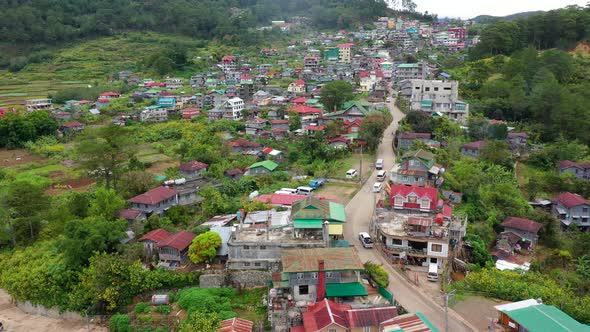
[247, 160, 278, 175]
[495, 299, 590, 332]
[323, 99, 377, 122]
[291, 196, 346, 237]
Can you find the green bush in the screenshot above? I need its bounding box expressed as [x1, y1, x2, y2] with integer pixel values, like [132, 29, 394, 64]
[154, 304, 171, 315]
[109, 314, 132, 332]
[176, 288, 235, 314]
[364, 262, 389, 287]
[134, 302, 151, 314]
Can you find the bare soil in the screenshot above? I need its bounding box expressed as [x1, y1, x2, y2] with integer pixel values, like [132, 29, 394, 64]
[0, 149, 46, 167]
[145, 161, 178, 176]
[314, 182, 358, 204]
[453, 296, 508, 332]
[0, 290, 107, 332]
[45, 177, 95, 196]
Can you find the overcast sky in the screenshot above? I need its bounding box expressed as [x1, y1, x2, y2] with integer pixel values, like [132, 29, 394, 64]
[413, 0, 588, 19]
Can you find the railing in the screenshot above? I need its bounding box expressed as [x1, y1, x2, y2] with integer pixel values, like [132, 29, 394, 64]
[383, 245, 427, 256]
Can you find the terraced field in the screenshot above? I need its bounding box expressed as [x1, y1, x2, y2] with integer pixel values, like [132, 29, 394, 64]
[0, 79, 88, 106]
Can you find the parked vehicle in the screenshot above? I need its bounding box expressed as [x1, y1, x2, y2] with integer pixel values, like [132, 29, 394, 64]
[296, 186, 314, 196]
[346, 169, 358, 178]
[375, 159, 384, 170]
[280, 188, 298, 195]
[358, 232, 373, 248]
[373, 182, 383, 193]
[427, 263, 439, 282]
[308, 178, 327, 189]
[376, 170, 386, 182]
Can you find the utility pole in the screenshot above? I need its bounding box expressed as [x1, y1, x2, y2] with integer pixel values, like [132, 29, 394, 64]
[359, 143, 363, 185]
[442, 290, 456, 332]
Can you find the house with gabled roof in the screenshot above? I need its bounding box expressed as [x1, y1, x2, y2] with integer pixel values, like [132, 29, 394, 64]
[552, 192, 590, 228]
[128, 186, 178, 218]
[139, 228, 196, 267]
[559, 160, 590, 181]
[501, 217, 542, 246]
[291, 196, 347, 239]
[460, 141, 486, 158]
[389, 185, 438, 213]
[178, 160, 208, 177]
[228, 138, 263, 154]
[323, 100, 375, 122]
[494, 299, 590, 332]
[390, 149, 443, 187]
[246, 160, 279, 175]
[288, 79, 306, 94]
[396, 132, 439, 151]
[379, 312, 439, 332]
[218, 318, 254, 332]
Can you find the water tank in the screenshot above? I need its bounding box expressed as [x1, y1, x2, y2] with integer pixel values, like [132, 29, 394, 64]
[151, 294, 170, 305]
[248, 190, 259, 201]
[174, 178, 186, 185]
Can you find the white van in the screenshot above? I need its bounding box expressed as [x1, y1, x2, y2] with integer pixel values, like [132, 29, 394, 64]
[280, 188, 298, 195]
[375, 159, 384, 170]
[372, 182, 383, 193]
[296, 186, 314, 196]
[358, 232, 373, 248]
[427, 263, 439, 282]
[346, 169, 358, 178]
[376, 170, 386, 182]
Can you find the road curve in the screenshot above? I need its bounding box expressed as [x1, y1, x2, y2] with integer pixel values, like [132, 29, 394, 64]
[343, 99, 476, 332]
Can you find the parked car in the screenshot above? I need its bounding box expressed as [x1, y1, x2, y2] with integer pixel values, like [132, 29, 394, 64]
[296, 186, 314, 196]
[376, 170, 386, 182]
[346, 169, 358, 178]
[308, 178, 327, 189]
[372, 182, 383, 193]
[358, 232, 373, 248]
[375, 159, 384, 170]
[427, 263, 438, 282]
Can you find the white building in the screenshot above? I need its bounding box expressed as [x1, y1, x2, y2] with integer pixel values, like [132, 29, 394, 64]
[165, 78, 183, 90]
[223, 97, 245, 121]
[26, 98, 53, 112]
[337, 43, 353, 63]
[140, 106, 168, 122]
[399, 79, 469, 122]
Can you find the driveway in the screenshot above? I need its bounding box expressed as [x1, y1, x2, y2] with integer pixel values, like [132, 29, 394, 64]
[343, 99, 476, 332]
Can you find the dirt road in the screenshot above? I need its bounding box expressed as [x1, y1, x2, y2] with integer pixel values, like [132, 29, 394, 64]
[0, 290, 106, 332]
[343, 98, 476, 332]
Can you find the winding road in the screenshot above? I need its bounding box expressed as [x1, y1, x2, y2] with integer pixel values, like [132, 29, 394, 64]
[343, 99, 476, 332]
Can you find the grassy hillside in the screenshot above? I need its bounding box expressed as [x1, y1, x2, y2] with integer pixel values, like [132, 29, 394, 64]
[0, 32, 204, 107]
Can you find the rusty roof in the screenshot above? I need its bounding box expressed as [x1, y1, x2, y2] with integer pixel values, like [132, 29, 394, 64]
[281, 248, 363, 273]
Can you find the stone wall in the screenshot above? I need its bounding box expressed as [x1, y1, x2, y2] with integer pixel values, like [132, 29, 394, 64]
[16, 300, 85, 320]
[199, 270, 271, 288]
[199, 273, 226, 288]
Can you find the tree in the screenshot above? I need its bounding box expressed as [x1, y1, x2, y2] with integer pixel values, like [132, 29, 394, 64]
[118, 170, 155, 199]
[4, 180, 50, 241]
[402, 110, 434, 133]
[464, 234, 493, 267]
[319, 80, 354, 113]
[288, 110, 301, 131]
[188, 231, 222, 264]
[75, 125, 136, 190]
[359, 113, 389, 151]
[180, 311, 221, 332]
[59, 216, 126, 267]
[89, 187, 125, 220]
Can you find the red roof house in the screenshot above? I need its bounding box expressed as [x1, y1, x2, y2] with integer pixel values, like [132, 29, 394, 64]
[117, 209, 143, 221]
[157, 230, 195, 251]
[99, 92, 121, 99]
[139, 228, 172, 244]
[138, 228, 195, 265]
[389, 185, 438, 212]
[128, 186, 177, 206]
[554, 192, 590, 208]
[501, 217, 542, 234]
[380, 313, 437, 332]
[218, 318, 254, 332]
[179, 160, 209, 176]
[291, 97, 309, 105]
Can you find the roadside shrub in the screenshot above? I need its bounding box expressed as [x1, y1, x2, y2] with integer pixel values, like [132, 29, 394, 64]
[364, 262, 389, 287]
[109, 314, 132, 332]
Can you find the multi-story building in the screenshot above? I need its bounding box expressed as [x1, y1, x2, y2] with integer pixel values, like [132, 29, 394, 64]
[394, 62, 430, 82]
[140, 106, 168, 122]
[26, 98, 53, 112]
[558, 160, 590, 181]
[399, 79, 469, 122]
[219, 55, 237, 72]
[337, 43, 354, 63]
[223, 97, 244, 121]
[552, 192, 590, 228]
[304, 56, 320, 70]
[165, 78, 183, 90]
[390, 149, 443, 187]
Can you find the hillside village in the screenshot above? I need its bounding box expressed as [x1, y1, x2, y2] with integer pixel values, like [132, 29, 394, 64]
[1, 3, 590, 332]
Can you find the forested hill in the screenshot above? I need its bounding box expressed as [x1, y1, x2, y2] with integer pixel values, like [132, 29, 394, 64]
[470, 6, 590, 59]
[471, 11, 544, 24]
[0, 0, 388, 45]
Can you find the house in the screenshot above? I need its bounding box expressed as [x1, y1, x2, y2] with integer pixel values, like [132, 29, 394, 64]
[379, 312, 439, 332]
[396, 132, 432, 150]
[389, 185, 438, 213]
[328, 137, 349, 150]
[337, 43, 354, 63]
[501, 217, 542, 246]
[281, 248, 365, 302]
[552, 192, 590, 228]
[223, 97, 245, 121]
[140, 106, 168, 122]
[288, 79, 306, 93]
[245, 118, 267, 136]
[399, 79, 469, 122]
[394, 62, 428, 82]
[306, 124, 326, 135]
[246, 160, 279, 175]
[323, 100, 374, 122]
[494, 299, 590, 332]
[460, 141, 485, 158]
[99, 92, 121, 99]
[304, 57, 320, 70]
[60, 121, 85, 134]
[228, 138, 263, 154]
[286, 105, 322, 123]
[26, 98, 53, 112]
[291, 298, 397, 332]
[225, 168, 244, 180]
[181, 107, 201, 119]
[390, 150, 442, 187]
[139, 229, 196, 267]
[506, 132, 528, 149]
[218, 318, 254, 332]
[342, 119, 363, 135]
[262, 147, 284, 163]
[210, 225, 232, 261]
[128, 186, 178, 218]
[117, 209, 145, 223]
[220, 55, 237, 72]
[270, 119, 290, 132]
[291, 196, 347, 239]
[559, 160, 590, 181]
[255, 194, 309, 208]
[178, 160, 208, 177]
[165, 78, 183, 90]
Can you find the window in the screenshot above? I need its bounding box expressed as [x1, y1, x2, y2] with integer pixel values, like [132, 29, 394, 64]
[394, 197, 404, 206]
[434, 87, 439, 91]
[254, 262, 261, 267]
[311, 272, 318, 279]
[243, 245, 250, 250]
[260, 245, 266, 250]
[583, 208, 588, 213]
[244, 262, 251, 267]
[443, 87, 451, 90]
[363, 327, 372, 332]
[392, 238, 403, 245]
[329, 329, 337, 332]
[299, 285, 309, 295]
[297, 273, 304, 279]
[326, 272, 333, 278]
[420, 199, 430, 209]
[431, 244, 443, 252]
[425, 87, 430, 91]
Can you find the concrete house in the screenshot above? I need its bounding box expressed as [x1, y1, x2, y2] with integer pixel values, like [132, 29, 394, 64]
[399, 79, 469, 122]
[128, 186, 178, 218]
[245, 118, 268, 136]
[552, 192, 590, 228]
[396, 132, 432, 150]
[280, 248, 365, 302]
[178, 160, 208, 177]
[165, 78, 183, 90]
[389, 185, 438, 213]
[460, 141, 485, 158]
[500, 217, 542, 246]
[246, 160, 278, 175]
[288, 79, 306, 94]
[291, 196, 347, 239]
[223, 97, 245, 121]
[559, 160, 590, 181]
[26, 98, 53, 112]
[506, 132, 528, 149]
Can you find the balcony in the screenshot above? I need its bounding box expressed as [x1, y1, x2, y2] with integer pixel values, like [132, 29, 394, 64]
[383, 245, 427, 257]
